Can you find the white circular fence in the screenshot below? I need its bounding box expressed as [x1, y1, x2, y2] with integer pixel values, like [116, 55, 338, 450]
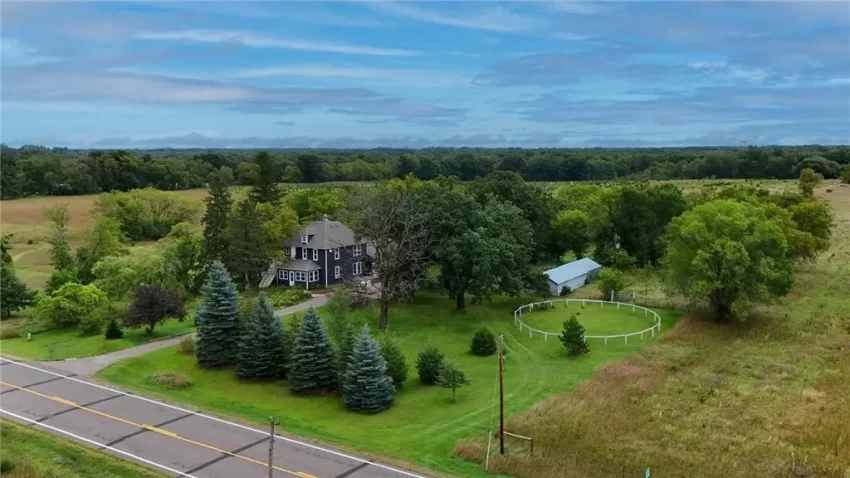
[513, 299, 662, 345]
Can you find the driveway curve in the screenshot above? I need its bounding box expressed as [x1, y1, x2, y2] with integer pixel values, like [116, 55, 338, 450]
[38, 294, 329, 377]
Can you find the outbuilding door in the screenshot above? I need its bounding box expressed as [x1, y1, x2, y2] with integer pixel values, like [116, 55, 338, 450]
[288, 271, 295, 286]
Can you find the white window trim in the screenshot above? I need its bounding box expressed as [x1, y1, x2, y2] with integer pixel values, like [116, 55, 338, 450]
[353, 261, 362, 276]
[301, 235, 308, 244]
[295, 271, 305, 282]
[278, 270, 286, 280]
[309, 270, 319, 282]
[334, 248, 340, 260]
[313, 248, 319, 261]
[334, 266, 341, 279]
[301, 248, 307, 260]
[354, 244, 362, 257]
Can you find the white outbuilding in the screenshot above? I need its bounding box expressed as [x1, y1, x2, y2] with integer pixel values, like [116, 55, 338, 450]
[543, 258, 603, 296]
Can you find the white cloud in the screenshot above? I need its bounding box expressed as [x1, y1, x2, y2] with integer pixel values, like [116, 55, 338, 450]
[0, 38, 58, 66]
[135, 29, 419, 57]
[231, 64, 468, 86]
[372, 2, 544, 33]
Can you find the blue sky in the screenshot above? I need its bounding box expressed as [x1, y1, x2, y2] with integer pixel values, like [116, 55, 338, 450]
[2, 1, 848, 148]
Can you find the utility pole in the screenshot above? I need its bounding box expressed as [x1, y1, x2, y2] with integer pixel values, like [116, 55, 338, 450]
[498, 335, 505, 455]
[268, 416, 279, 478]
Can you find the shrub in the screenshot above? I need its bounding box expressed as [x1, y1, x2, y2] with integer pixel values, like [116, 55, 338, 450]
[559, 314, 589, 357]
[45, 268, 78, 294]
[104, 317, 124, 340]
[416, 346, 445, 385]
[597, 268, 627, 300]
[177, 336, 196, 355]
[380, 336, 408, 389]
[35, 282, 108, 328]
[0, 322, 19, 339]
[438, 361, 470, 402]
[144, 371, 193, 389]
[825, 188, 833, 193]
[266, 288, 312, 308]
[26, 239, 34, 245]
[470, 326, 497, 356]
[79, 314, 104, 336]
[559, 286, 572, 296]
[0, 457, 13, 472]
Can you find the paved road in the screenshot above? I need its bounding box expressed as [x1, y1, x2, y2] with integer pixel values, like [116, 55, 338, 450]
[39, 295, 331, 377]
[0, 358, 427, 478]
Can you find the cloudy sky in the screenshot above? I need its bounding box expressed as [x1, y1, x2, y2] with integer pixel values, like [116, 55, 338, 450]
[2, 1, 848, 148]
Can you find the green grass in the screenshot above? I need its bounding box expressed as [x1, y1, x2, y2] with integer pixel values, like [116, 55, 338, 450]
[0, 318, 194, 360]
[0, 419, 166, 477]
[519, 301, 658, 336]
[99, 295, 681, 477]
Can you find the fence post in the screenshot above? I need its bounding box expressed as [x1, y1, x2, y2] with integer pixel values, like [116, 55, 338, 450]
[604, 337, 608, 346]
[625, 335, 628, 345]
[617, 302, 620, 310]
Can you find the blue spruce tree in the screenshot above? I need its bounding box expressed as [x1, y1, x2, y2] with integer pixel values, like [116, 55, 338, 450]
[196, 260, 241, 368]
[235, 293, 287, 380]
[289, 307, 337, 393]
[343, 325, 395, 413]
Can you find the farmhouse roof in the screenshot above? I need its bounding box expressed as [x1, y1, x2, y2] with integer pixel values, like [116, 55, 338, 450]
[544, 258, 602, 285]
[283, 215, 358, 249]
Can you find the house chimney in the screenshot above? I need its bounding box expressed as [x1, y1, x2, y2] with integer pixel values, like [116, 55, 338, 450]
[322, 214, 328, 223]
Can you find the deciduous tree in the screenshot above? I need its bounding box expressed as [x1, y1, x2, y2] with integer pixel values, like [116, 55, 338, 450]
[44, 204, 75, 271]
[798, 168, 823, 196]
[35, 282, 107, 328]
[125, 284, 185, 334]
[552, 209, 590, 259]
[437, 361, 470, 402]
[664, 200, 794, 322]
[76, 217, 127, 283]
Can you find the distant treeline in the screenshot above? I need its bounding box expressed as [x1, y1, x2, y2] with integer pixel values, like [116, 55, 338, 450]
[2, 144, 848, 199]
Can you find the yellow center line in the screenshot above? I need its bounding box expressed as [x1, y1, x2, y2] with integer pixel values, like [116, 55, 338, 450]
[1, 380, 317, 478]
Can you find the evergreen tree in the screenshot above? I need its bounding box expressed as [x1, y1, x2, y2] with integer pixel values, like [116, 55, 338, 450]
[226, 199, 270, 287]
[379, 336, 408, 389]
[0, 264, 34, 320]
[559, 314, 589, 357]
[343, 325, 395, 413]
[283, 313, 302, 370]
[235, 293, 287, 380]
[196, 261, 242, 368]
[336, 322, 356, 381]
[247, 152, 282, 205]
[289, 308, 337, 393]
[201, 174, 232, 264]
[104, 317, 124, 339]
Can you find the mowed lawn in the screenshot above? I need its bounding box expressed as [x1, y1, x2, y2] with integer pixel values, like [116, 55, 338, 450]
[0, 419, 167, 478]
[1, 318, 194, 360]
[100, 295, 681, 477]
[518, 300, 659, 336]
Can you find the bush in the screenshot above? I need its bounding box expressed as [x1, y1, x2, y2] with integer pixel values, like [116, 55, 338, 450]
[0, 322, 19, 339]
[26, 239, 34, 245]
[416, 346, 445, 385]
[0, 457, 13, 473]
[35, 282, 108, 328]
[144, 371, 193, 389]
[380, 336, 408, 389]
[78, 314, 104, 336]
[597, 268, 627, 300]
[104, 317, 124, 340]
[177, 336, 196, 355]
[825, 188, 833, 193]
[470, 326, 497, 356]
[266, 288, 312, 308]
[559, 286, 572, 296]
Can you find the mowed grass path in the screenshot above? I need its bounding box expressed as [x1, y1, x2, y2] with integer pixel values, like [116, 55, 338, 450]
[519, 301, 658, 336]
[100, 295, 681, 477]
[0, 419, 167, 478]
[1, 318, 194, 360]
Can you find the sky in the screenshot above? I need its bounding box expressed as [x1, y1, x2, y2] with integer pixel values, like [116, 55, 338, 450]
[1, 1, 849, 149]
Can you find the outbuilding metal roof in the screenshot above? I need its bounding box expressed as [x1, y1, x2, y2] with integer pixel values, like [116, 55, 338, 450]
[544, 258, 602, 285]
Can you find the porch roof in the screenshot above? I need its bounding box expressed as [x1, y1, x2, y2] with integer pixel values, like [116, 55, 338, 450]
[279, 259, 321, 271]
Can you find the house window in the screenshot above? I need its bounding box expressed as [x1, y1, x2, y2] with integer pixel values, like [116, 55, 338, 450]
[353, 244, 362, 256]
[353, 262, 362, 276]
[302, 248, 307, 260]
[309, 270, 319, 282]
[284, 246, 290, 256]
[334, 248, 340, 260]
[295, 271, 305, 282]
[278, 270, 286, 280]
[334, 266, 341, 279]
[301, 235, 308, 244]
[313, 248, 319, 261]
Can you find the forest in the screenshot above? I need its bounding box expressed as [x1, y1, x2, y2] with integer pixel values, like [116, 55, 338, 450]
[2, 143, 849, 199]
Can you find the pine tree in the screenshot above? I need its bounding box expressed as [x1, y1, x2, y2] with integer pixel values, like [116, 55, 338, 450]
[283, 313, 302, 372]
[196, 261, 242, 368]
[202, 174, 232, 264]
[379, 336, 408, 389]
[227, 199, 270, 287]
[336, 322, 356, 382]
[247, 152, 282, 205]
[559, 314, 589, 357]
[235, 293, 287, 380]
[289, 308, 337, 393]
[343, 325, 395, 413]
[104, 317, 124, 340]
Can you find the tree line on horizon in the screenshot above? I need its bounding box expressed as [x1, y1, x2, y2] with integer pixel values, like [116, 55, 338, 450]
[2, 143, 849, 199]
